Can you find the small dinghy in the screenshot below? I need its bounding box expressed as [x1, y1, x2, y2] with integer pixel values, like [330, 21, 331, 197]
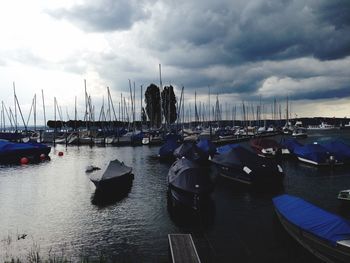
[273, 194, 350, 263]
[168, 157, 213, 211]
[90, 159, 133, 191]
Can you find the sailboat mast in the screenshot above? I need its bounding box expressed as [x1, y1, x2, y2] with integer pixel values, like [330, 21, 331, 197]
[41, 90, 47, 129]
[13, 82, 17, 131]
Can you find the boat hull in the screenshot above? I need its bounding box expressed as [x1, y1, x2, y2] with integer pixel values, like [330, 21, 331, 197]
[0, 147, 51, 164]
[216, 164, 283, 187]
[91, 172, 134, 191]
[275, 208, 350, 263]
[168, 186, 211, 211]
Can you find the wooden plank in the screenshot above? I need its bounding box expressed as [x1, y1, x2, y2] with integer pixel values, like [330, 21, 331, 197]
[168, 234, 201, 263]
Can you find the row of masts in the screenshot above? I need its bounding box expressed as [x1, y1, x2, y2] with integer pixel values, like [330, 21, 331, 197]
[0, 75, 295, 133]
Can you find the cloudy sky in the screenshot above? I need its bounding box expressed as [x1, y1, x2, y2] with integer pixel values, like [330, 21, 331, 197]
[0, 0, 349, 124]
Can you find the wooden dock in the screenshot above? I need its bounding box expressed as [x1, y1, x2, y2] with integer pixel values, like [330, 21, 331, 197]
[168, 234, 201, 263]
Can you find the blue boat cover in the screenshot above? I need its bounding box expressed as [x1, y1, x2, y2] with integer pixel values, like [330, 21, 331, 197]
[273, 194, 350, 246]
[216, 143, 240, 154]
[0, 141, 49, 152]
[281, 138, 303, 153]
[196, 139, 216, 156]
[159, 137, 179, 158]
[173, 142, 208, 162]
[320, 140, 350, 163]
[293, 143, 329, 164]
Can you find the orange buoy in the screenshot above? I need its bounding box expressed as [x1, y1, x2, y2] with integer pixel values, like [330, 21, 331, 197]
[20, 157, 29, 165]
[58, 151, 64, 156]
[39, 154, 46, 160]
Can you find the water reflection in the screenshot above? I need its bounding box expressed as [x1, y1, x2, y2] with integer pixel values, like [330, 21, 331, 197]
[167, 193, 216, 229]
[91, 175, 134, 207]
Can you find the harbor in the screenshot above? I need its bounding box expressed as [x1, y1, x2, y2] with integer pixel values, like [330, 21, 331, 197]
[1, 1, 350, 262]
[1, 129, 350, 262]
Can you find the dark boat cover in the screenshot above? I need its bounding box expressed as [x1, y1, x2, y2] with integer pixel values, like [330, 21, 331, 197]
[216, 143, 239, 154]
[159, 137, 179, 159]
[168, 158, 212, 194]
[173, 141, 208, 161]
[0, 141, 49, 153]
[0, 132, 24, 141]
[293, 143, 330, 163]
[273, 194, 350, 246]
[213, 144, 263, 168]
[98, 159, 132, 182]
[320, 140, 350, 163]
[281, 138, 303, 153]
[196, 139, 216, 157]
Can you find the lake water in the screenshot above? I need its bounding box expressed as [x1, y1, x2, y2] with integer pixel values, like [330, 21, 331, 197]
[1, 130, 350, 262]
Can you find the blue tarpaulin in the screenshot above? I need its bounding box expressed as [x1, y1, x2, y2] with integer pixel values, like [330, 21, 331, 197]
[159, 137, 179, 159]
[273, 194, 350, 246]
[320, 140, 350, 163]
[281, 138, 303, 153]
[0, 141, 47, 152]
[293, 143, 329, 164]
[196, 139, 216, 157]
[216, 143, 240, 154]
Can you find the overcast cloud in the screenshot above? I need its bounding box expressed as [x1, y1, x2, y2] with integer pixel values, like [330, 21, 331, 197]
[0, 0, 349, 120]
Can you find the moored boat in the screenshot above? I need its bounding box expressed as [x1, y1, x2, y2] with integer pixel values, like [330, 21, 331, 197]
[211, 144, 284, 187]
[293, 142, 341, 166]
[158, 135, 180, 160]
[320, 140, 350, 164]
[0, 141, 50, 164]
[90, 159, 133, 191]
[292, 127, 308, 138]
[173, 141, 208, 163]
[167, 157, 213, 211]
[273, 194, 350, 263]
[307, 122, 340, 130]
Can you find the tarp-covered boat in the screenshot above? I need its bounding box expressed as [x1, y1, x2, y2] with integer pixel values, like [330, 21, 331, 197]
[280, 138, 303, 154]
[168, 157, 213, 210]
[211, 144, 284, 186]
[0, 140, 50, 163]
[158, 137, 179, 160]
[173, 141, 208, 162]
[273, 194, 350, 263]
[320, 140, 350, 164]
[293, 143, 340, 166]
[196, 139, 217, 158]
[90, 159, 133, 190]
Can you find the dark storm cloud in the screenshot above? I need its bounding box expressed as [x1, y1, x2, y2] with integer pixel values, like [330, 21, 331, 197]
[45, 0, 350, 104]
[48, 0, 151, 32]
[148, 0, 350, 67]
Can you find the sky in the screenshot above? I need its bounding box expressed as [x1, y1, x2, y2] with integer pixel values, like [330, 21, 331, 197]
[0, 0, 349, 125]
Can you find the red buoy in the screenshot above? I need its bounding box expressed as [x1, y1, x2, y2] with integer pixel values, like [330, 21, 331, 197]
[20, 157, 29, 165]
[40, 154, 46, 160]
[58, 151, 64, 156]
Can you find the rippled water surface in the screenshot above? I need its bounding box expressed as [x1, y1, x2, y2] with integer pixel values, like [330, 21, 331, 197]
[1, 130, 350, 262]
